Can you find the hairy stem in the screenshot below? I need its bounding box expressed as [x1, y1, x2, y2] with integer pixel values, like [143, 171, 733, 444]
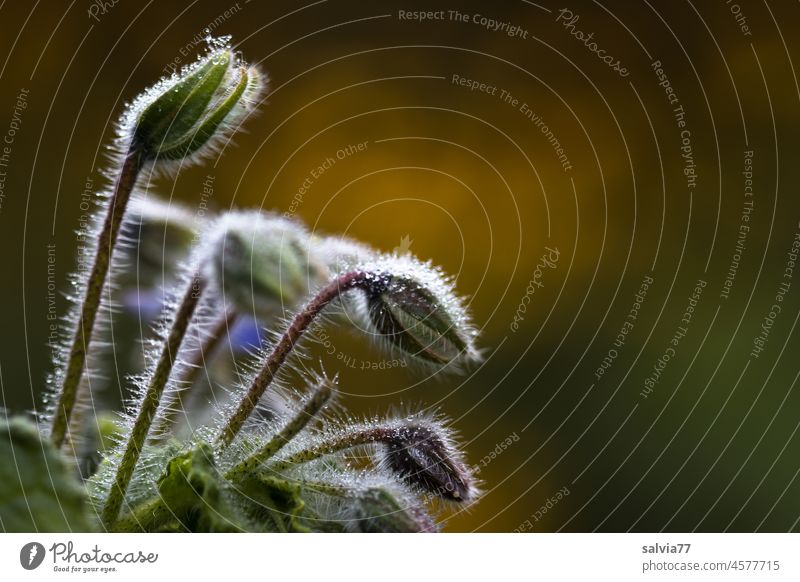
[101, 274, 206, 528]
[51, 148, 144, 449]
[216, 271, 368, 448]
[298, 480, 351, 497]
[225, 379, 333, 481]
[152, 308, 238, 440]
[268, 425, 394, 473]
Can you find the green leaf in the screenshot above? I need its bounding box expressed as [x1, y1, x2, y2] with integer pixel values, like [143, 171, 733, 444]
[86, 439, 182, 515]
[156, 443, 245, 532]
[0, 416, 93, 532]
[350, 487, 435, 533]
[110, 443, 249, 532]
[236, 473, 310, 533]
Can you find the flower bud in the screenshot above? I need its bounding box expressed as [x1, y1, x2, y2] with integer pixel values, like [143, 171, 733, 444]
[360, 255, 479, 365]
[378, 418, 478, 503]
[350, 487, 437, 533]
[276, 415, 479, 503]
[119, 197, 199, 288]
[205, 211, 326, 318]
[125, 38, 264, 163]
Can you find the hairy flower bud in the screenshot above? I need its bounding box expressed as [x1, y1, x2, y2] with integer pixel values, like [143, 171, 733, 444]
[359, 256, 479, 365]
[119, 197, 199, 288]
[205, 211, 326, 318]
[125, 38, 264, 163]
[377, 418, 478, 503]
[273, 415, 479, 503]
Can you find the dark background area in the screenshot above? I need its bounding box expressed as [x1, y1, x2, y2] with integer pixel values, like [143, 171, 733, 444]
[1, 0, 799, 532]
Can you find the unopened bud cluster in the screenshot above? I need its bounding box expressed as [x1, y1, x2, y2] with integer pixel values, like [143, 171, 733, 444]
[25, 36, 485, 534]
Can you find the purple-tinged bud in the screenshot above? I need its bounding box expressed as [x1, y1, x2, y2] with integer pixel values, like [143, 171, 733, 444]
[358, 255, 479, 366]
[273, 415, 479, 503]
[377, 419, 478, 503]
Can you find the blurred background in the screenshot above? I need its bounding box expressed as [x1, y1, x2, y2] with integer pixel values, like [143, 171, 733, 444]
[1, 0, 799, 532]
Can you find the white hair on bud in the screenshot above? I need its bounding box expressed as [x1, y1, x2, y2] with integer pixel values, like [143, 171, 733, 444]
[200, 210, 328, 320]
[350, 253, 481, 370]
[116, 36, 267, 178]
[308, 234, 375, 275]
[268, 409, 481, 506]
[126, 196, 198, 231]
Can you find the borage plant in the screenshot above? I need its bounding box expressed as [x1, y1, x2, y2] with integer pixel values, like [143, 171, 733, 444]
[0, 38, 482, 533]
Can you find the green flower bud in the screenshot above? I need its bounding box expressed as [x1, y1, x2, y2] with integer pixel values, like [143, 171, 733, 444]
[359, 256, 479, 365]
[205, 211, 326, 318]
[119, 197, 199, 287]
[125, 38, 264, 163]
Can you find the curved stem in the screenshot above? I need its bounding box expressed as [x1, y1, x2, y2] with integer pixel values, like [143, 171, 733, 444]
[216, 271, 368, 448]
[152, 308, 238, 440]
[224, 378, 332, 481]
[101, 274, 206, 528]
[51, 147, 144, 448]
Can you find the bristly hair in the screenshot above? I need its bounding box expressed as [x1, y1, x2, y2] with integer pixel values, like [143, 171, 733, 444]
[39, 32, 486, 533]
[267, 409, 481, 505]
[42, 188, 157, 449]
[308, 234, 375, 275]
[89, 236, 211, 505]
[201, 210, 327, 321]
[43, 37, 265, 447]
[280, 464, 440, 533]
[348, 253, 482, 373]
[117, 36, 267, 178]
[74, 195, 205, 461]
